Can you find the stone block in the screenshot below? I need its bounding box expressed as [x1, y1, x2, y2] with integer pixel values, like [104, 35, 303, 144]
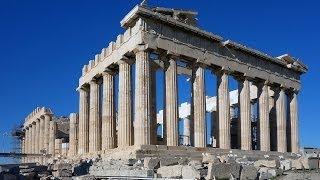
[178, 157, 190, 165]
[157, 165, 183, 178]
[280, 160, 292, 171]
[156, 145, 168, 150]
[240, 165, 258, 180]
[300, 157, 319, 170]
[254, 159, 279, 168]
[160, 157, 179, 167]
[143, 157, 159, 170]
[202, 153, 220, 164]
[188, 160, 203, 170]
[258, 167, 282, 179]
[206, 162, 241, 179]
[182, 165, 201, 179]
[291, 159, 303, 170]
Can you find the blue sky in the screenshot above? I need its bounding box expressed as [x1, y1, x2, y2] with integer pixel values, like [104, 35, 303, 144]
[0, 0, 319, 156]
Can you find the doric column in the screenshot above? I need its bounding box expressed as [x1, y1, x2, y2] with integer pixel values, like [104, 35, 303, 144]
[217, 70, 231, 149]
[193, 64, 206, 147]
[258, 82, 270, 151]
[27, 127, 32, 162]
[102, 71, 116, 150]
[55, 139, 62, 157]
[49, 121, 56, 156]
[183, 116, 191, 146]
[31, 122, 36, 155]
[238, 77, 251, 150]
[275, 87, 287, 153]
[134, 50, 151, 145]
[165, 57, 179, 146]
[78, 87, 89, 154]
[21, 137, 25, 163]
[43, 114, 51, 154]
[289, 90, 299, 153]
[24, 128, 29, 162]
[39, 118, 44, 153]
[35, 120, 40, 154]
[89, 79, 101, 153]
[118, 59, 133, 147]
[69, 113, 78, 156]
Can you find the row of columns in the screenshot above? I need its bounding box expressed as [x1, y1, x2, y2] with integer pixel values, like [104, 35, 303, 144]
[77, 49, 300, 155]
[22, 114, 54, 163]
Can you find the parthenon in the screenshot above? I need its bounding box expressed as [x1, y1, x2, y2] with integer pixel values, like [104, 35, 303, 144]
[20, 4, 307, 165]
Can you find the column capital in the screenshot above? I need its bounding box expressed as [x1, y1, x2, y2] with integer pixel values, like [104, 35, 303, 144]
[102, 68, 115, 76]
[118, 56, 134, 65]
[133, 44, 149, 54]
[212, 67, 230, 76]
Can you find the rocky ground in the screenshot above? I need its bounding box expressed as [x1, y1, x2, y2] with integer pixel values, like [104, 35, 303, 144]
[1, 146, 319, 179]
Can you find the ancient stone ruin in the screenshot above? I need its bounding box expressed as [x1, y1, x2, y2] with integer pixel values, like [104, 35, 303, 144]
[10, 4, 318, 180]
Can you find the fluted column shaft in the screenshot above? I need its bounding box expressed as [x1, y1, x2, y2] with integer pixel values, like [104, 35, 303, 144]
[238, 77, 252, 150]
[43, 114, 51, 153]
[193, 65, 206, 147]
[25, 128, 28, 154]
[217, 71, 231, 149]
[276, 88, 287, 152]
[89, 80, 101, 153]
[21, 138, 25, 163]
[26, 127, 31, 162]
[39, 118, 44, 153]
[69, 113, 78, 156]
[258, 82, 270, 151]
[289, 91, 299, 153]
[102, 72, 116, 149]
[183, 116, 191, 145]
[49, 121, 56, 156]
[135, 50, 151, 145]
[165, 58, 179, 146]
[35, 120, 40, 154]
[78, 87, 89, 154]
[118, 60, 133, 147]
[31, 123, 36, 154]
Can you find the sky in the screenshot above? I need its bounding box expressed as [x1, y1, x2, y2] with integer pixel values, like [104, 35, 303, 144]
[0, 0, 319, 157]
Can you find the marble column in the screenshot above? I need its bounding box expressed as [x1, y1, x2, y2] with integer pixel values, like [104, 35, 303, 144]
[30, 123, 36, 162]
[89, 80, 101, 153]
[35, 120, 40, 155]
[238, 77, 252, 150]
[27, 126, 32, 162]
[183, 116, 191, 145]
[39, 118, 44, 153]
[135, 50, 151, 145]
[118, 60, 133, 147]
[165, 57, 179, 146]
[43, 114, 51, 154]
[102, 72, 116, 150]
[21, 138, 25, 163]
[289, 91, 299, 153]
[193, 65, 206, 147]
[49, 121, 56, 156]
[69, 113, 78, 156]
[217, 70, 231, 149]
[25, 128, 29, 162]
[275, 87, 287, 153]
[55, 139, 62, 156]
[78, 87, 89, 154]
[31, 122, 36, 155]
[258, 82, 270, 151]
